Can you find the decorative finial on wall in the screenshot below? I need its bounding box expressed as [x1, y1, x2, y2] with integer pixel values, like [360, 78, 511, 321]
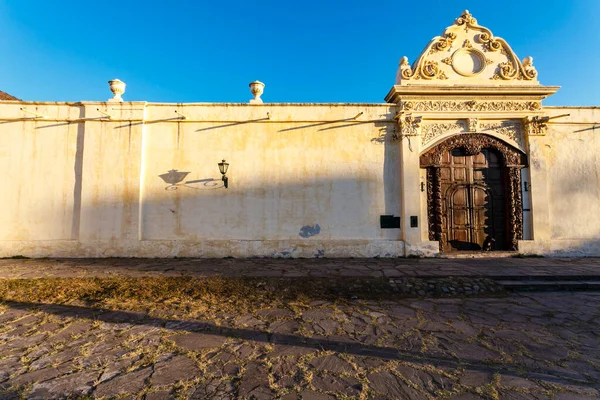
[108, 79, 126, 102]
[249, 81, 265, 104]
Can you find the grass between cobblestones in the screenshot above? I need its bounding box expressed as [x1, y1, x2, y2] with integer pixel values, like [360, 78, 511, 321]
[0, 277, 598, 399]
[0, 276, 504, 315]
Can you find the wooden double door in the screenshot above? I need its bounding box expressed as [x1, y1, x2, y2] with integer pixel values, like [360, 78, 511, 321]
[440, 148, 507, 251]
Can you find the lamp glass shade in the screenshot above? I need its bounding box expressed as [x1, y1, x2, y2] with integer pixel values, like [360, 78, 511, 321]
[218, 160, 229, 175]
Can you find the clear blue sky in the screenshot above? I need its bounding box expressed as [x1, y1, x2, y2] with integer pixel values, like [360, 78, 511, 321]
[1, 0, 598, 105]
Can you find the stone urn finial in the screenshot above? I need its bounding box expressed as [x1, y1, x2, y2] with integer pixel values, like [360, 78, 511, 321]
[108, 79, 126, 102]
[249, 80, 265, 104]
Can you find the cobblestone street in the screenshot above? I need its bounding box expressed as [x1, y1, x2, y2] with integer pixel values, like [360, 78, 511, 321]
[1, 258, 599, 399]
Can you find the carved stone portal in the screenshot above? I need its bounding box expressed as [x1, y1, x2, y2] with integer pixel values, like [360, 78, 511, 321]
[420, 134, 526, 251]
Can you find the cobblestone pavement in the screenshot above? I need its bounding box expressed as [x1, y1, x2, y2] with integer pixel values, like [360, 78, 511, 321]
[1, 258, 600, 399]
[1, 257, 599, 279]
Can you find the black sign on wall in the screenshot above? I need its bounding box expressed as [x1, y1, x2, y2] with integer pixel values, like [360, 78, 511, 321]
[380, 215, 400, 229]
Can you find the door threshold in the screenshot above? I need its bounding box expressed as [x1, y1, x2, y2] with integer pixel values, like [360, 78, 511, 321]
[440, 251, 519, 259]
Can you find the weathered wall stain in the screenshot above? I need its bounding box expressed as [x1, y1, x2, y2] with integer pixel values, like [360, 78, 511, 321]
[299, 224, 321, 238]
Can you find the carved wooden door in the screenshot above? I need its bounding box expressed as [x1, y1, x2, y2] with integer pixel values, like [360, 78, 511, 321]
[440, 149, 506, 251]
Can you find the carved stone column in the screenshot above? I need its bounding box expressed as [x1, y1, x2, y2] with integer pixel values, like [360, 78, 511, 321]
[426, 167, 442, 242]
[507, 166, 524, 250]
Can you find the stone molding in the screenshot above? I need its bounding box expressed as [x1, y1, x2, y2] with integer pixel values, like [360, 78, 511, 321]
[419, 119, 524, 148]
[421, 122, 465, 145]
[524, 116, 549, 136]
[479, 120, 524, 147]
[400, 100, 541, 113]
[397, 114, 422, 137]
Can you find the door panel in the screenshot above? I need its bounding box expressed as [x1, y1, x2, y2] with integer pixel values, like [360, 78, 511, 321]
[440, 148, 506, 251]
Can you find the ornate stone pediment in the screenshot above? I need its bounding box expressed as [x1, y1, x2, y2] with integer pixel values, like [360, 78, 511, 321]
[395, 10, 539, 85]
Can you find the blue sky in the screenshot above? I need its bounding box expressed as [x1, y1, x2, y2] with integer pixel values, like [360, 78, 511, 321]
[0, 0, 598, 105]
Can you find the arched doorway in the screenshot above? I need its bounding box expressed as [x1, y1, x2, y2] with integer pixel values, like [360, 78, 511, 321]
[420, 134, 526, 252]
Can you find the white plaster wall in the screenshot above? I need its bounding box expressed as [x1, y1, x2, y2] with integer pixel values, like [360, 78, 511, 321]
[544, 107, 600, 255]
[0, 101, 404, 257]
[0, 103, 81, 241]
[141, 104, 399, 242]
[2, 101, 598, 258]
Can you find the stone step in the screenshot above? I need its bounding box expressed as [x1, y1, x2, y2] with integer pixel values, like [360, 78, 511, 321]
[441, 251, 519, 259]
[489, 275, 600, 282]
[496, 280, 600, 291]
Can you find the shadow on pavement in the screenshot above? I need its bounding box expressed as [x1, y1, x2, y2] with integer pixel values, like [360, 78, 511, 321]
[1, 299, 578, 386]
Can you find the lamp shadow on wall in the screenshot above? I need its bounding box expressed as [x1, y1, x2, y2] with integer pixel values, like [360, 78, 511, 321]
[158, 170, 225, 191]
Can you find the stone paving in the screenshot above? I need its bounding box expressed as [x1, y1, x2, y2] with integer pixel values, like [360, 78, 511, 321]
[0, 258, 600, 399]
[1, 257, 600, 279]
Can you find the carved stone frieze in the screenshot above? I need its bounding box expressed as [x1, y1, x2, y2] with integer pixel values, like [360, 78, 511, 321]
[523, 116, 549, 136]
[420, 134, 525, 168]
[467, 118, 479, 132]
[507, 167, 523, 250]
[479, 121, 524, 146]
[421, 122, 464, 145]
[400, 100, 541, 112]
[427, 167, 442, 242]
[399, 115, 422, 136]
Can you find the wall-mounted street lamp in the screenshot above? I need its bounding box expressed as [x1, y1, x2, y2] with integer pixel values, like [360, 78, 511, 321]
[218, 159, 230, 188]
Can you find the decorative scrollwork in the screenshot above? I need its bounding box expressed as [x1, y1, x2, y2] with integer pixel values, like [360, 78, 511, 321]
[399, 56, 414, 79]
[479, 32, 502, 52]
[467, 118, 479, 132]
[432, 32, 456, 53]
[399, 115, 422, 136]
[492, 57, 538, 81]
[421, 122, 464, 145]
[401, 100, 541, 112]
[420, 134, 525, 168]
[507, 167, 523, 250]
[421, 60, 447, 80]
[396, 10, 540, 83]
[427, 167, 442, 242]
[455, 10, 477, 27]
[522, 56, 538, 79]
[523, 116, 549, 136]
[479, 121, 523, 146]
[493, 61, 519, 80]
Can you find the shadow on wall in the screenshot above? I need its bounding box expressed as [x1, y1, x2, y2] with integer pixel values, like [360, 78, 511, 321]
[0, 164, 404, 257]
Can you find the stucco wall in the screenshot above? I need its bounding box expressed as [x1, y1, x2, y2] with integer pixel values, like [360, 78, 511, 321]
[1, 100, 599, 257]
[0, 102, 405, 257]
[544, 107, 600, 255]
